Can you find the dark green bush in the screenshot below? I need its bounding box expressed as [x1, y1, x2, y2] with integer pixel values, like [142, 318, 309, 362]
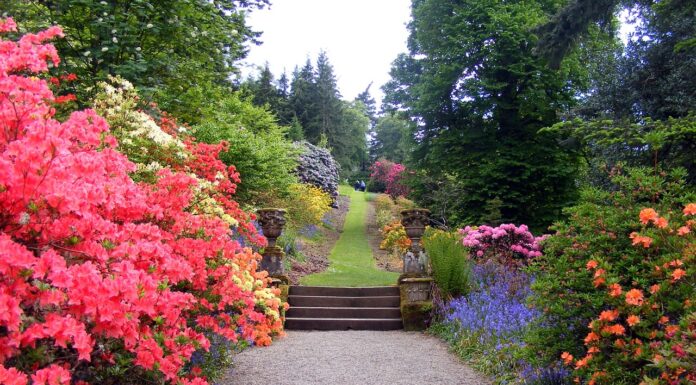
[423, 228, 471, 298]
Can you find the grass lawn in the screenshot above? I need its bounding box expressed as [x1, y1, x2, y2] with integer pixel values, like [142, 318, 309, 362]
[300, 186, 400, 287]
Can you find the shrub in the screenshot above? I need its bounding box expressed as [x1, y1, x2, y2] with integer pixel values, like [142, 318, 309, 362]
[193, 92, 300, 207]
[369, 158, 409, 198]
[374, 194, 418, 262]
[460, 223, 546, 266]
[282, 183, 332, 231]
[380, 220, 411, 256]
[527, 168, 696, 384]
[395, 196, 417, 210]
[295, 141, 340, 206]
[0, 21, 283, 385]
[642, 311, 696, 385]
[423, 229, 471, 298]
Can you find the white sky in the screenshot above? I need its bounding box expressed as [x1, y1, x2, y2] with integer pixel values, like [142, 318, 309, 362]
[239, 0, 412, 104]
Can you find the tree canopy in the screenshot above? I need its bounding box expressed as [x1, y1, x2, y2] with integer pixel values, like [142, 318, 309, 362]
[383, 0, 596, 230]
[6, 0, 267, 121]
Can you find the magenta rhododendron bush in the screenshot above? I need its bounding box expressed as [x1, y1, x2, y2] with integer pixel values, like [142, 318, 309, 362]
[0, 19, 284, 385]
[369, 159, 409, 198]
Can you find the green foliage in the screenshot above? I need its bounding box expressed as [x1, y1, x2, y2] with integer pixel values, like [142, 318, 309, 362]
[525, 167, 696, 380]
[243, 63, 296, 127]
[383, 0, 590, 232]
[543, 114, 696, 186]
[244, 52, 370, 176]
[371, 114, 413, 164]
[277, 228, 303, 261]
[355, 82, 378, 128]
[534, 0, 619, 69]
[423, 229, 471, 298]
[335, 100, 369, 177]
[193, 92, 299, 206]
[6, 0, 267, 121]
[287, 116, 305, 141]
[539, 0, 696, 120]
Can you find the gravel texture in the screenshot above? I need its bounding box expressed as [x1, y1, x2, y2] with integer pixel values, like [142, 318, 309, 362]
[220, 331, 490, 385]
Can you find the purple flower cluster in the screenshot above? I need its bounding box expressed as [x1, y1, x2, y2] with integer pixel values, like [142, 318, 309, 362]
[443, 261, 571, 384]
[518, 362, 572, 385]
[445, 262, 539, 344]
[459, 224, 547, 263]
[299, 224, 318, 238]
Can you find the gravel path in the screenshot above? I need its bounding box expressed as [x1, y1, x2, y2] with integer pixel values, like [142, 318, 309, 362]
[220, 331, 490, 385]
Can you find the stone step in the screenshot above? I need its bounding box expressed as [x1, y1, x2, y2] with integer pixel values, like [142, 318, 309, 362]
[288, 295, 400, 308]
[286, 306, 401, 319]
[284, 317, 403, 331]
[289, 285, 399, 297]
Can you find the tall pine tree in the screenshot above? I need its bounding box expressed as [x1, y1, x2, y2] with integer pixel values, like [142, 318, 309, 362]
[313, 51, 343, 144]
[290, 60, 319, 140]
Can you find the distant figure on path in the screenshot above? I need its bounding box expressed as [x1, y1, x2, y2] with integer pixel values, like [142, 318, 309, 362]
[359, 180, 366, 192]
[354, 180, 361, 191]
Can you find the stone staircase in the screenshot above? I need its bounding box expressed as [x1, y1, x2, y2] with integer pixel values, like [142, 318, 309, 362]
[285, 286, 403, 330]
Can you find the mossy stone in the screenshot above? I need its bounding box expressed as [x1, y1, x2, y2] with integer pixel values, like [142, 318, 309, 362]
[401, 301, 433, 331]
[278, 284, 290, 304]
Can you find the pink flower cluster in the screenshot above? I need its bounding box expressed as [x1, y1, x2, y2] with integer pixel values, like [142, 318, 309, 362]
[369, 159, 409, 198]
[0, 19, 282, 385]
[459, 224, 547, 265]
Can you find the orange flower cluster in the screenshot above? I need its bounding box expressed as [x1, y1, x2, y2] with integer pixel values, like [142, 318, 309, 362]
[379, 221, 411, 254]
[639, 208, 669, 228]
[563, 203, 695, 384]
[630, 232, 653, 248]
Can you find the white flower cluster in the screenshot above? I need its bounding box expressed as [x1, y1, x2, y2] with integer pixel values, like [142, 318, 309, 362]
[93, 77, 188, 158]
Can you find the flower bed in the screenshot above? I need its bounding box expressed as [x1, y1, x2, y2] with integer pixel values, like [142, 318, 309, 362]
[0, 20, 284, 385]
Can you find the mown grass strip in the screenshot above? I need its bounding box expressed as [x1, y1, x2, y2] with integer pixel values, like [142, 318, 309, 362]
[301, 186, 399, 287]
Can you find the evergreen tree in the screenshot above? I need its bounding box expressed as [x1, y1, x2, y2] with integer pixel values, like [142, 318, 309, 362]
[272, 70, 295, 126]
[335, 101, 370, 175]
[313, 51, 343, 144]
[247, 62, 279, 108]
[287, 115, 305, 142]
[277, 71, 290, 98]
[289, 60, 318, 140]
[356, 83, 378, 128]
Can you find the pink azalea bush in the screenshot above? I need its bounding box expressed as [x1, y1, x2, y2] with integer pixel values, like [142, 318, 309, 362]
[459, 224, 547, 265]
[369, 159, 409, 198]
[0, 19, 283, 385]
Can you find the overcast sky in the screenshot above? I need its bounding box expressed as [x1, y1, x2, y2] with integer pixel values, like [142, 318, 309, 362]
[240, 0, 412, 104]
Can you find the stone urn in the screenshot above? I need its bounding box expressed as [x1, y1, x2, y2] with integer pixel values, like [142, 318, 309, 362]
[400, 208, 431, 275]
[257, 208, 286, 248]
[256, 208, 288, 283]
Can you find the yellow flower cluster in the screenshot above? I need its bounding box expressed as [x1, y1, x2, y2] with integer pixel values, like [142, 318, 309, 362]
[284, 183, 332, 230]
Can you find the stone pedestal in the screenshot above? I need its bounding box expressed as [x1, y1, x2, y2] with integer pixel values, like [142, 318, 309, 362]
[257, 208, 289, 286]
[398, 208, 433, 331]
[398, 275, 434, 331]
